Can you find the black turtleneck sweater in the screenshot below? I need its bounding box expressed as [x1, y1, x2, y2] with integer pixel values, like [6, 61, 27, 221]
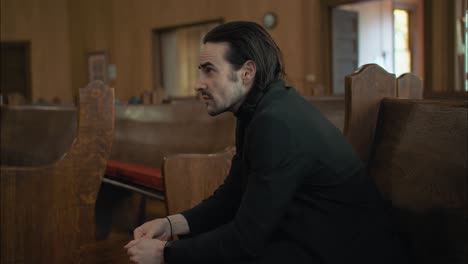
[167, 80, 406, 263]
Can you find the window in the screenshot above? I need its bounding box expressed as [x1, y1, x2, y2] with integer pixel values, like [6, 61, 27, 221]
[394, 9, 411, 77]
[154, 21, 220, 98]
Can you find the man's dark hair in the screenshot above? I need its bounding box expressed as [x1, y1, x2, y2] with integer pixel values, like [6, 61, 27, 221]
[203, 21, 285, 90]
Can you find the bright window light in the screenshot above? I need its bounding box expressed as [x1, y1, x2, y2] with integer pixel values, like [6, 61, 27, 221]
[394, 9, 411, 77]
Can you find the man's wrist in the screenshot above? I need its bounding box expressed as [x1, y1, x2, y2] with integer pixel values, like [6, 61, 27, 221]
[166, 214, 190, 236]
[165, 217, 173, 238]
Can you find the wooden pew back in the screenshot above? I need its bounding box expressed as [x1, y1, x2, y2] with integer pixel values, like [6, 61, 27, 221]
[0, 100, 236, 170]
[344, 64, 396, 164]
[345, 64, 467, 263]
[397, 73, 424, 99]
[163, 149, 234, 215]
[0, 105, 77, 166]
[0, 95, 342, 171]
[110, 101, 236, 168]
[0, 82, 125, 263]
[371, 99, 467, 263]
[305, 96, 345, 131]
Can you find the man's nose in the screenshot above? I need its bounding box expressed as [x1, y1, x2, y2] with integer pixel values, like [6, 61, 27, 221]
[195, 79, 205, 92]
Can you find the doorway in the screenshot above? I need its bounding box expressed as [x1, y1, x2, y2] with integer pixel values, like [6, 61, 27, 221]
[330, 0, 395, 95]
[1, 42, 31, 104]
[332, 8, 358, 95]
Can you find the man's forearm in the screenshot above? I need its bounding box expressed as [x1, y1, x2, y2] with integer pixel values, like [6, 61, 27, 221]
[167, 214, 190, 236]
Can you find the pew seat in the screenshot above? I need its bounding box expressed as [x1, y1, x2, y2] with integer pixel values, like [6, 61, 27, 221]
[105, 160, 163, 191]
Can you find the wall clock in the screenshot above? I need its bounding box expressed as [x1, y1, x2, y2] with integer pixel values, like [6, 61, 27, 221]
[263, 12, 277, 29]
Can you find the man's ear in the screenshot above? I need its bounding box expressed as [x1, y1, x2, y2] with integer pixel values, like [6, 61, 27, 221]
[241, 60, 256, 86]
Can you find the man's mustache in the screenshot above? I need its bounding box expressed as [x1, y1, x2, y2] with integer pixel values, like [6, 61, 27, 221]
[198, 91, 213, 98]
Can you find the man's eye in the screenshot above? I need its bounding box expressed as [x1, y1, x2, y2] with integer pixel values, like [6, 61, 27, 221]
[204, 68, 213, 73]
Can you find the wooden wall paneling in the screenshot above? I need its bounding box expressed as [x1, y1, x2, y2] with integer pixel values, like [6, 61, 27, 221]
[303, 0, 326, 96]
[69, 0, 114, 102]
[0, 0, 72, 103]
[424, 0, 457, 98]
[2, 0, 362, 102]
[268, 0, 306, 94]
[68, 0, 87, 103]
[100, 0, 312, 100]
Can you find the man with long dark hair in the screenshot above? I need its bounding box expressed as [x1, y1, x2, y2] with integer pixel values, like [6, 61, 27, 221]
[125, 21, 406, 264]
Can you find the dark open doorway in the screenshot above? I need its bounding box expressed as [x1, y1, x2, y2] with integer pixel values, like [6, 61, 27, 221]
[1, 42, 31, 104]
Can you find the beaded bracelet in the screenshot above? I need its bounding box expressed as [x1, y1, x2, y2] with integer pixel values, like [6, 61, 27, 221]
[165, 217, 173, 238]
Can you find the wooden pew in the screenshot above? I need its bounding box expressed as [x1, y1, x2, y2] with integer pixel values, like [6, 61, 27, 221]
[304, 77, 421, 133]
[345, 64, 467, 263]
[159, 73, 425, 228]
[163, 149, 234, 215]
[103, 101, 236, 200]
[0, 100, 236, 201]
[154, 95, 347, 214]
[110, 101, 235, 169]
[305, 96, 344, 131]
[1, 105, 77, 167]
[397, 72, 424, 99]
[0, 84, 399, 224]
[160, 95, 345, 215]
[0, 82, 130, 263]
[0, 99, 236, 223]
[344, 64, 397, 164]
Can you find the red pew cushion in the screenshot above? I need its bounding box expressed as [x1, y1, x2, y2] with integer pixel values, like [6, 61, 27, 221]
[105, 160, 164, 191]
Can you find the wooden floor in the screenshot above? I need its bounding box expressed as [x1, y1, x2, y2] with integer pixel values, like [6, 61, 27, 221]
[96, 182, 167, 237]
[91, 183, 167, 263]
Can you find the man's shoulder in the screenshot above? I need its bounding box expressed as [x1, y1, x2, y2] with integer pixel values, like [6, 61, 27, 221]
[256, 90, 315, 122]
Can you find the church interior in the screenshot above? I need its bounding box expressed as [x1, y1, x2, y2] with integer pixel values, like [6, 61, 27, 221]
[1, 0, 467, 263]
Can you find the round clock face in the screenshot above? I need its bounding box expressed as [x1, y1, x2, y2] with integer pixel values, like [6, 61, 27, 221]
[263, 13, 277, 29]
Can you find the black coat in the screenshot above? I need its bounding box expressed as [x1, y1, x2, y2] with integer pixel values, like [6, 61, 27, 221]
[168, 80, 406, 264]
